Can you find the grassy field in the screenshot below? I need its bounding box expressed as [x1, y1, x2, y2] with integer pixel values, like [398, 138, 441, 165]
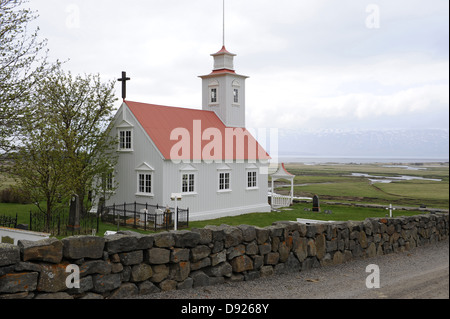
[1, 162, 448, 237]
[275, 162, 449, 209]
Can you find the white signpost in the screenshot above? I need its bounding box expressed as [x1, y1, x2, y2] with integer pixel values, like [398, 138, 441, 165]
[171, 193, 182, 231]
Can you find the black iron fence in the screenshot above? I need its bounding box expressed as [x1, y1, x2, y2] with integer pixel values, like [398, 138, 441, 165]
[0, 214, 18, 228]
[100, 202, 189, 231]
[29, 209, 97, 236]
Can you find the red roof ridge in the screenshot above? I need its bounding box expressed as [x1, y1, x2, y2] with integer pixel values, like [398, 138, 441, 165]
[125, 100, 212, 115]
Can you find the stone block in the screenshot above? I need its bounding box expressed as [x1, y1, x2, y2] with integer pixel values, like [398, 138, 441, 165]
[153, 232, 175, 248]
[0, 244, 20, 267]
[315, 234, 326, 260]
[171, 248, 190, 263]
[104, 234, 139, 254]
[169, 261, 190, 282]
[223, 226, 243, 248]
[238, 225, 256, 242]
[147, 248, 170, 265]
[131, 263, 153, 282]
[255, 227, 270, 245]
[190, 270, 210, 288]
[226, 244, 245, 260]
[109, 282, 138, 299]
[138, 281, 160, 294]
[260, 265, 273, 278]
[293, 237, 308, 262]
[0, 272, 38, 293]
[231, 255, 253, 273]
[159, 279, 177, 291]
[119, 250, 143, 266]
[150, 264, 169, 283]
[264, 252, 279, 265]
[191, 227, 213, 245]
[92, 273, 121, 293]
[204, 262, 232, 278]
[190, 245, 211, 262]
[18, 238, 63, 264]
[172, 230, 201, 248]
[79, 260, 112, 276]
[62, 236, 105, 259]
[37, 262, 71, 293]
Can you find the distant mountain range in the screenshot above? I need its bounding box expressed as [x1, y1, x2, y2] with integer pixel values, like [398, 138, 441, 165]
[277, 128, 449, 159]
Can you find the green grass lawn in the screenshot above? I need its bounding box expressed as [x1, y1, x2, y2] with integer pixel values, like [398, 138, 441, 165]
[187, 202, 428, 230]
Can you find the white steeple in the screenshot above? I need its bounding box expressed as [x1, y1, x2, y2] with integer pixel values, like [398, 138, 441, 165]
[199, 47, 248, 128]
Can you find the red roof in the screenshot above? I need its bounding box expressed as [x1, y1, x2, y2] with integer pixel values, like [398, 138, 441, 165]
[125, 101, 270, 161]
[211, 46, 236, 56]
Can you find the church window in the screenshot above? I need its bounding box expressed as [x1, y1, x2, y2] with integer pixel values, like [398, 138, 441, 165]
[219, 172, 230, 190]
[247, 171, 257, 188]
[233, 88, 239, 103]
[182, 173, 195, 193]
[119, 129, 132, 150]
[106, 172, 114, 191]
[211, 88, 218, 103]
[138, 173, 152, 194]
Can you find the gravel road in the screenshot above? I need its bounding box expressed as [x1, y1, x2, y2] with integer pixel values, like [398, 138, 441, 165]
[140, 239, 449, 299]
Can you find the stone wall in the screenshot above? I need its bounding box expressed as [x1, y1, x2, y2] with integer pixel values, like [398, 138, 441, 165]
[0, 213, 448, 299]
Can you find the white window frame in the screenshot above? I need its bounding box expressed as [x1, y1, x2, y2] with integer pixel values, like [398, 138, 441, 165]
[218, 171, 231, 192]
[105, 171, 114, 193]
[118, 128, 133, 152]
[136, 172, 153, 196]
[246, 170, 258, 190]
[181, 172, 197, 195]
[135, 162, 154, 197]
[209, 80, 219, 106]
[232, 80, 240, 106]
[233, 88, 239, 104]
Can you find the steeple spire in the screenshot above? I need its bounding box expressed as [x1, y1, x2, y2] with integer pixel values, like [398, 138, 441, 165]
[222, 0, 225, 47]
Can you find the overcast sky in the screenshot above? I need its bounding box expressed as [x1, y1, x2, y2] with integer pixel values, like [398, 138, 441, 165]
[27, 0, 449, 132]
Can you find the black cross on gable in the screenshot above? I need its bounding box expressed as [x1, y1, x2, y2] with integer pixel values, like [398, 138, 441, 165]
[118, 71, 131, 100]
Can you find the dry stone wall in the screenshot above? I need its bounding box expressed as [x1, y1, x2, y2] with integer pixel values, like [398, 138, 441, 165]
[0, 213, 448, 299]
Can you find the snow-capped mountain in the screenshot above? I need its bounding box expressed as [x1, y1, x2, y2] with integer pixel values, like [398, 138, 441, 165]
[277, 128, 449, 158]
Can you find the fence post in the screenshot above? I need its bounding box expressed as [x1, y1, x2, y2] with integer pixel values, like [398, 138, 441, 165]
[134, 201, 137, 228]
[96, 208, 100, 234]
[29, 211, 32, 231]
[144, 203, 148, 231]
[123, 202, 126, 227]
[58, 212, 62, 236]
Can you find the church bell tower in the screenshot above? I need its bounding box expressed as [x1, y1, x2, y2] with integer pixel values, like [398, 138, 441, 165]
[199, 46, 249, 128]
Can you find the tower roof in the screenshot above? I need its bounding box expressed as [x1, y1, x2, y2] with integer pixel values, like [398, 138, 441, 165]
[211, 46, 236, 57]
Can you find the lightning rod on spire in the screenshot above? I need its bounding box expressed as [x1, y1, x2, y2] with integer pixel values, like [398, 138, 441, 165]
[222, 0, 225, 47]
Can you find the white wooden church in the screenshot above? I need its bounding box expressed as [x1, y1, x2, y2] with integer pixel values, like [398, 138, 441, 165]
[104, 46, 275, 221]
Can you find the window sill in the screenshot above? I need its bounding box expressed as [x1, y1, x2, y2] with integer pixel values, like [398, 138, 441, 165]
[118, 149, 134, 153]
[217, 189, 232, 194]
[246, 187, 259, 191]
[181, 192, 198, 197]
[135, 193, 154, 197]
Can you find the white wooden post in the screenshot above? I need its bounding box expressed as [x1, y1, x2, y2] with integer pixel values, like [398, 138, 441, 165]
[271, 178, 274, 210]
[171, 193, 182, 231]
[290, 178, 294, 205]
[386, 204, 396, 217]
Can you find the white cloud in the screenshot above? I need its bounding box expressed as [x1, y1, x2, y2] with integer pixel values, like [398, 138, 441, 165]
[25, 0, 448, 133]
